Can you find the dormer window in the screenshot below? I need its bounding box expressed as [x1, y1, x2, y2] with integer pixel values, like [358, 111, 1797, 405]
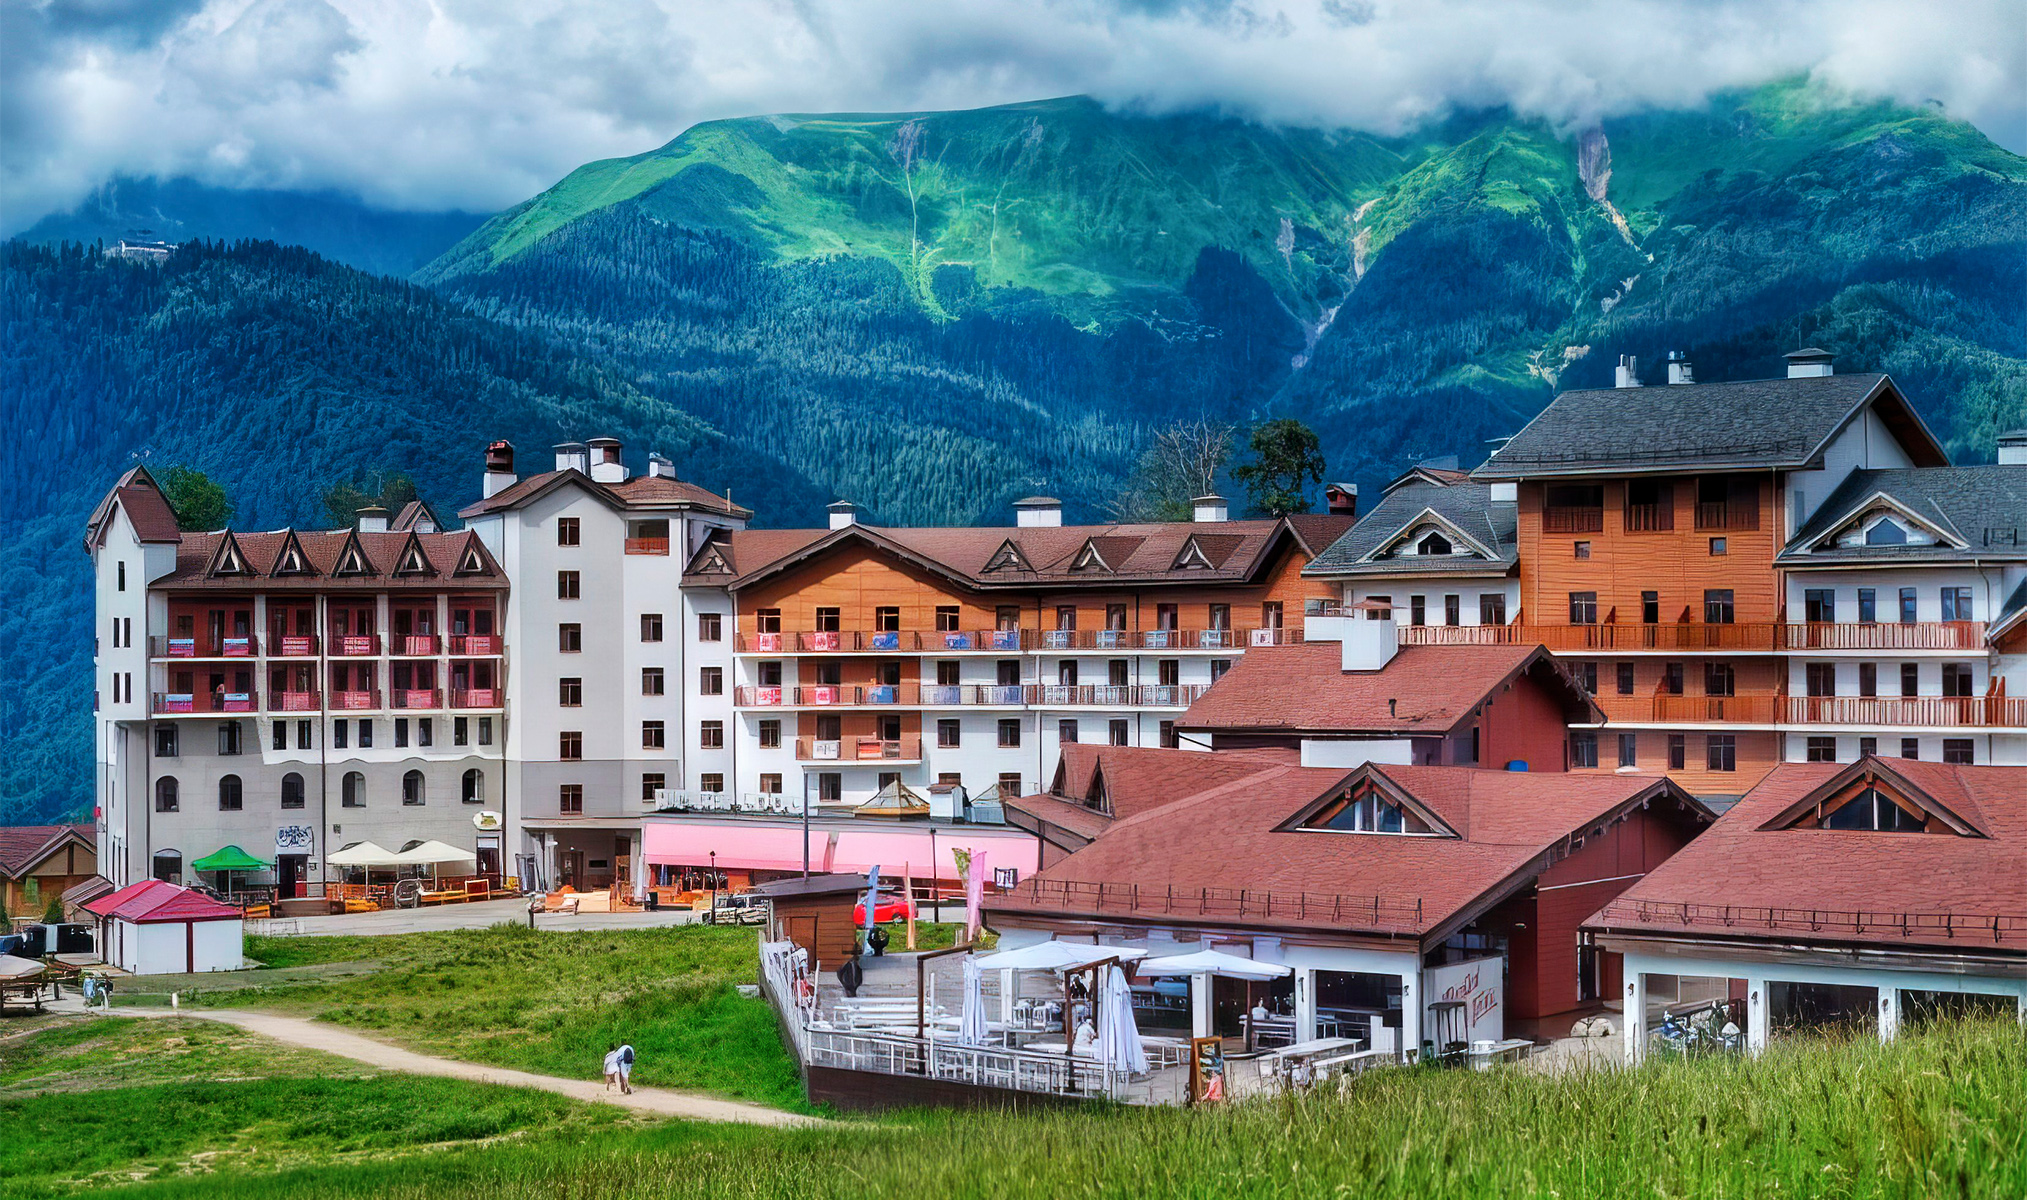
[455, 543, 489, 576]
[983, 539, 1031, 573]
[1822, 786, 1926, 832]
[1763, 762, 1981, 837]
[394, 540, 433, 576]
[1070, 541, 1112, 572]
[1300, 785, 1436, 835]
[1865, 518, 1909, 546]
[1173, 538, 1215, 571]
[334, 541, 373, 577]
[1416, 532, 1452, 556]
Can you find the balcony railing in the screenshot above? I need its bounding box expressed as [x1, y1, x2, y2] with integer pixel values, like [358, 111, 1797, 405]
[151, 691, 258, 714]
[1399, 621, 1987, 653]
[269, 690, 322, 712]
[1029, 684, 1207, 708]
[736, 683, 1207, 708]
[1786, 695, 2027, 729]
[390, 634, 441, 656]
[151, 636, 259, 658]
[449, 634, 503, 655]
[390, 688, 442, 709]
[624, 537, 671, 555]
[1623, 503, 1673, 533]
[1781, 621, 1986, 650]
[1695, 501, 1760, 532]
[329, 634, 381, 656]
[329, 689, 381, 710]
[733, 628, 1287, 654]
[1543, 507, 1604, 533]
[795, 735, 923, 762]
[450, 687, 501, 708]
[271, 634, 320, 657]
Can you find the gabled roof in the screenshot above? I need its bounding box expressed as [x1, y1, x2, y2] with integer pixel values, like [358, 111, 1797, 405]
[269, 529, 319, 578]
[84, 879, 242, 924]
[158, 528, 506, 591]
[1992, 576, 2027, 646]
[459, 467, 750, 519]
[1777, 465, 2027, 566]
[390, 499, 444, 532]
[390, 529, 439, 577]
[85, 465, 182, 549]
[0, 824, 93, 877]
[1473, 372, 1948, 480]
[1585, 760, 2027, 953]
[1755, 757, 1988, 837]
[1304, 480, 1517, 578]
[1178, 642, 1600, 736]
[202, 530, 254, 578]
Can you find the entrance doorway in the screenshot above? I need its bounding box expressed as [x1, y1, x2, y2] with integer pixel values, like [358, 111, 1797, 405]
[561, 850, 585, 889]
[277, 854, 306, 899]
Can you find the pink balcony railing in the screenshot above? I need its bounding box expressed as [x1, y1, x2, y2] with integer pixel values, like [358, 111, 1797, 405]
[449, 634, 502, 655]
[270, 691, 322, 712]
[331, 634, 381, 656]
[152, 636, 260, 658]
[151, 691, 258, 714]
[273, 634, 321, 656]
[391, 688, 442, 709]
[392, 635, 441, 656]
[329, 689, 380, 710]
[450, 688, 501, 708]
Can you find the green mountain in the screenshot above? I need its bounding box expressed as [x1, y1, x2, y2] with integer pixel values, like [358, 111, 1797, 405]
[4, 81, 2025, 824]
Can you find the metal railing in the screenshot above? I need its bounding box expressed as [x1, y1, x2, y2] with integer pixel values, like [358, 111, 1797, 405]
[1001, 878, 1426, 931]
[390, 688, 442, 709]
[268, 690, 322, 712]
[1595, 899, 2027, 945]
[328, 689, 381, 710]
[795, 736, 923, 762]
[736, 684, 1206, 709]
[733, 628, 1282, 653]
[389, 634, 441, 655]
[150, 690, 258, 714]
[150, 635, 260, 658]
[448, 634, 503, 655]
[449, 687, 501, 708]
[1398, 620, 1986, 653]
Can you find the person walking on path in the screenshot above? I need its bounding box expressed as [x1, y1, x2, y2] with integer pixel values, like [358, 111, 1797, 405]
[616, 1041, 636, 1094]
[602, 1043, 622, 1091]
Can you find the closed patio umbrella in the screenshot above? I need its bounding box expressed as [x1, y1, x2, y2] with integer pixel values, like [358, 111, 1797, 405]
[1101, 965, 1148, 1077]
[959, 954, 990, 1044]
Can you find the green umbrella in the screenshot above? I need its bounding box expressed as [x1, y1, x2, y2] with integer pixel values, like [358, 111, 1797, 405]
[190, 845, 272, 872]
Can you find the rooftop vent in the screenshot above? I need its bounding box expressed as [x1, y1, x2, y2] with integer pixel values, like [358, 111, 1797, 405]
[553, 442, 588, 474]
[1015, 497, 1063, 528]
[355, 505, 390, 534]
[1666, 350, 1694, 385]
[1325, 483, 1358, 518]
[1785, 347, 1835, 379]
[646, 452, 677, 479]
[1192, 494, 1229, 523]
[1614, 354, 1642, 389]
[828, 500, 862, 530]
[1997, 429, 2027, 466]
[587, 437, 627, 484]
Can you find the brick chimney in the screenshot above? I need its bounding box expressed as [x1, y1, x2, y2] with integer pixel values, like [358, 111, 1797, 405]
[483, 441, 516, 498]
[1325, 483, 1358, 518]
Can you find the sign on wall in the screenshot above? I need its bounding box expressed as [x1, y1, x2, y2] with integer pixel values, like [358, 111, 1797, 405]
[472, 810, 504, 832]
[1424, 955, 1504, 1045]
[276, 824, 316, 854]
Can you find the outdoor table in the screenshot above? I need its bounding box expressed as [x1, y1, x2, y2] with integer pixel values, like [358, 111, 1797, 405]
[1464, 1039, 1535, 1069]
[1261, 1036, 1361, 1062]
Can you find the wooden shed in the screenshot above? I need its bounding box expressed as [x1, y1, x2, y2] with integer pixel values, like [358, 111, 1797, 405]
[752, 874, 868, 969]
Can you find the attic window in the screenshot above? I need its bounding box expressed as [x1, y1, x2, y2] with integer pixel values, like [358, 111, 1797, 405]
[1416, 532, 1452, 556]
[1173, 538, 1215, 571]
[1300, 786, 1435, 836]
[1070, 541, 1112, 572]
[692, 543, 733, 575]
[455, 544, 488, 575]
[1821, 786, 1928, 832]
[275, 545, 308, 575]
[211, 540, 248, 576]
[334, 543, 372, 576]
[394, 541, 433, 576]
[1865, 518, 1909, 546]
[983, 539, 1031, 573]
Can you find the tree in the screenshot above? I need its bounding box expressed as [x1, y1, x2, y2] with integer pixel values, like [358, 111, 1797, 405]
[161, 466, 232, 531]
[42, 896, 64, 925]
[1107, 419, 1236, 523]
[1233, 417, 1326, 517]
[323, 470, 419, 527]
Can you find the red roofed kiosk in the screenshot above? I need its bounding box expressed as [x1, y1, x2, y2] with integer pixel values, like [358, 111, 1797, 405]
[84, 880, 245, 974]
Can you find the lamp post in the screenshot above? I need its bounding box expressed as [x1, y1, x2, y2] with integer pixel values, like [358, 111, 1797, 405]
[709, 850, 718, 920]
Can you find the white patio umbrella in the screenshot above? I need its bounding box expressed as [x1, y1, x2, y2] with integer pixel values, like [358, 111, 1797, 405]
[392, 840, 477, 865]
[959, 954, 991, 1044]
[326, 841, 400, 867]
[0, 954, 46, 981]
[1137, 948, 1293, 980]
[975, 940, 1148, 1027]
[1101, 964, 1148, 1076]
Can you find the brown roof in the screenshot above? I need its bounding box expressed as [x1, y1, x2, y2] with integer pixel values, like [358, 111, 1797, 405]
[988, 759, 1701, 941]
[85, 466, 181, 548]
[1285, 512, 1358, 554]
[1053, 743, 1301, 818]
[683, 517, 1318, 590]
[1585, 759, 2027, 953]
[0, 824, 93, 877]
[1178, 642, 1598, 735]
[157, 527, 506, 591]
[1003, 793, 1114, 842]
[389, 500, 442, 531]
[460, 468, 749, 519]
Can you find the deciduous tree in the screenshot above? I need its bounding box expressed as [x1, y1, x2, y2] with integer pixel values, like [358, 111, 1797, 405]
[1233, 418, 1326, 517]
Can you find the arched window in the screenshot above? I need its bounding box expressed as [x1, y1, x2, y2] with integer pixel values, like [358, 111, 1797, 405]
[1416, 532, 1453, 556]
[281, 772, 305, 809]
[342, 771, 366, 808]
[403, 770, 425, 806]
[152, 850, 181, 882]
[462, 768, 485, 805]
[155, 777, 179, 812]
[218, 774, 243, 811]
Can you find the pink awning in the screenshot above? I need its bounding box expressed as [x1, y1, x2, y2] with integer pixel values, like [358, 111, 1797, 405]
[641, 820, 1038, 881]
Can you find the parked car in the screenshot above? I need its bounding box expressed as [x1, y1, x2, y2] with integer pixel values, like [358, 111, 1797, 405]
[699, 895, 768, 925]
[853, 893, 915, 924]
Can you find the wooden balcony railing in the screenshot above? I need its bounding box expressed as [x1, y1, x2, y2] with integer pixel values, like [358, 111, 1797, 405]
[734, 683, 1209, 708]
[269, 690, 322, 712]
[390, 635, 441, 656]
[1781, 622, 1986, 650]
[1694, 501, 1760, 531]
[1399, 621, 1987, 653]
[450, 687, 501, 708]
[733, 628, 1290, 654]
[1029, 684, 1208, 708]
[1542, 507, 1604, 533]
[151, 636, 259, 658]
[151, 691, 258, 714]
[329, 634, 381, 656]
[624, 537, 671, 555]
[329, 689, 381, 710]
[1622, 503, 1672, 532]
[390, 688, 442, 709]
[795, 735, 924, 762]
[448, 634, 503, 655]
[1786, 695, 2027, 729]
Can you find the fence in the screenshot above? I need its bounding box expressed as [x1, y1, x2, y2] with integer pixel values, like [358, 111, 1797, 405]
[1594, 900, 2027, 945]
[1001, 878, 1427, 931]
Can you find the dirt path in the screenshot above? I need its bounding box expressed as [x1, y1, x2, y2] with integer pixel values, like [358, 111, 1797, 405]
[63, 1000, 820, 1127]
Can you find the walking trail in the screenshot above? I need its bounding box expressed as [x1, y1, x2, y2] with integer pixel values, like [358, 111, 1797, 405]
[66, 1000, 822, 1127]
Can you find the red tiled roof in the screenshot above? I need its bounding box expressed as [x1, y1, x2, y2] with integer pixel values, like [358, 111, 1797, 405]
[1055, 744, 1300, 818]
[1285, 512, 1358, 553]
[459, 468, 748, 519]
[157, 527, 506, 591]
[85, 466, 181, 548]
[1585, 760, 2027, 952]
[1178, 642, 1596, 735]
[0, 824, 92, 877]
[84, 879, 242, 924]
[1004, 793, 1114, 841]
[988, 757, 1697, 940]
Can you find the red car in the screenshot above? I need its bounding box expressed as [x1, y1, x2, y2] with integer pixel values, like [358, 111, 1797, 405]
[853, 893, 915, 923]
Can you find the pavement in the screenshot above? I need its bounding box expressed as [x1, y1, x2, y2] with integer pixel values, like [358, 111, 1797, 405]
[246, 896, 699, 937]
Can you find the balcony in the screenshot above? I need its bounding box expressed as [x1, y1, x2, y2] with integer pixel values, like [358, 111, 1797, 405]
[920, 684, 1035, 706]
[329, 689, 381, 710]
[449, 634, 502, 655]
[735, 683, 1205, 708]
[1542, 506, 1604, 533]
[151, 635, 259, 658]
[795, 735, 923, 763]
[330, 634, 381, 657]
[390, 635, 441, 656]
[450, 687, 501, 708]
[1786, 695, 2027, 729]
[1589, 693, 1785, 725]
[271, 634, 321, 657]
[269, 690, 322, 712]
[1695, 500, 1760, 531]
[1029, 684, 1207, 708]
[1782, 622, 1985, 651]
[390, 688, 442, 709]
[624, 537, 671, 555]
[151, 691, 258, 714]
[1622, 503, 1673, 533]
[1399, 621, 1986, 654]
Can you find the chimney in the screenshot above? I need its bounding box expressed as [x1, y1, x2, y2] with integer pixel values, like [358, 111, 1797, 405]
[1785, 347, 1835, 379]
[1192, 494, 1229, 523]
[1666, 350, 1694, 385]
[483, 440, 516, 498]
[1999, 430, 2027, 466]
[553, 442, 588, 474]
[587, 437, 628, 484]
[828, 500, 862, 530]
[356, 505, 390, 534]
[1325, 483, 1358, 518]
[1015, 497, 1063, 528]
[1339, 606, 1398, 672]
[646, 452, 677, 479]
[1614, 354, 1642, 389]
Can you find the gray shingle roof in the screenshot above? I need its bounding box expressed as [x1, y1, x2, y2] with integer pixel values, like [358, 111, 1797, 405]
[1777, 465, 2027, 565]
[1472, 373, 1945, 479]
[1303, 481, 1517, 577]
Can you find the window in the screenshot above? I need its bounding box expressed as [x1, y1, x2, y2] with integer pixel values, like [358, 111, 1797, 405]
[1706, 735, 1736, 773]
[155, 724, 178, 757]
[1898, 587, 1917, 624]
[998, 719, 1021, 748]
[1859, 737, 1877, 758]
[1901, 737, 1920, 760]
[1305, 787, 1431, 834]
[1479, 594, 1506, 625]
[463, 769, 485, 805]
[997, 772, 1023, 797]
[557, 570, 580, 599]
[297, 719, 312, 749]
[155, 777, 179, 812]
[282, 773, 305, 809]
[697, 612, 722, 642]
[1859, 663, 1878, 697]
[1823, 787, 1925, 831]
[1160, 721, 1177, 749]
[395, 718, 410, 748]
[1569, 592, 1598, 624]
[402, 770, 425, 806]
[1806, 736, 1838, 763]
[1108, 660, 1129, 687]
[1573, 662, 1598, 695]
[1208, 603, 1230, 632]
[334, 719, 349, 749]
[1943, 740, 1974, 766]
[1667, 734, 1686, 770]
[816, 606, 840, 632]
[272, 721, 288, 751]
[478, 717, 493, 746]
[641, 613, 664, 642]
[699, 720, 723, 749]
[1210, 659, 1233, 683]
[759, 661, 783, 686]
[875, 606, 900, 632]
[559, 623, 581, 652]
[559, 784, 583, 814]
[1900, 663, 1919, 697]
[1443, 595, 1461, 626]
[1703, 589, 1735, 625]
[1616, 662, 1636, 696]
[816, 715, 841, 741]
[642, 667, 665, 696]
[633, 772, 663, 803]
[1704, 662, 1735, 697]
[1804, 589, 1835, 623]
[1942, 663, 1975, 698]
[118, 560, 126, 590]
[937, 660, 961, 687]
[1409, 595, 1426, 626]
[1058, 719, 1079, 744]
[218, 721, 242, 755]
[758, 773, 781, 795]
[937, 719, 961, 748]
[1570, 731, 1598, 768]
[1109, 719, 1129, 747]
[1865, 518, 1909, 546]
[756, 608, 781, 634]
[1417, 532, 1452, 555]
[997, 660, 1021, 687]
[1708, 537, 1727, 556]
[1662, 663, 1684, 695]
[560, 731, 582, 760]
[1159, 659, 1180, 687]
[209, 774, 240, 811]
[936, 605, 961, 631]
[1805, 663, 1835, 697]
[1260, 601, 1282, 631]
[1641, 591, 1659, 624]
[341, 771, 365, 808]
[559, 677, 582, 706]
[1573, 541, 1591, 560]
[1618, 734, 1637, 768]
[642, 721, 665, 749]
[1857, 589, 1877, 623]
[700, 666, 723, 696]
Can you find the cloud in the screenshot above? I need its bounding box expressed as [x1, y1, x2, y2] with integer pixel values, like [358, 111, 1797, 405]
[4, 0, 2022, 233]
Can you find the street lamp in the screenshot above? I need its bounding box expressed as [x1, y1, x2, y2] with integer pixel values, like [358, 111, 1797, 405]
[709, 850, 718, 919]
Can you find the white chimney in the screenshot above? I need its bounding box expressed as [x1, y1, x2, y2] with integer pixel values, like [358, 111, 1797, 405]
[356, 505, 390, 534]
[483, 440, 516, 498]
[553, 442, 588, 474]
[1339, 611, 1397, 672]
[1785, 348, 1835, 378]
[828, 501, 862, 530]
[1999, 430, 2027, 466]
[1015, 497, 1063, 528]
[1666, 351, 1694, 385]
[646, 452, 677, 479]
[1192, 494, 1229, 523]
[1614, 354, 1642, 388]
[587, 437, 628, 484]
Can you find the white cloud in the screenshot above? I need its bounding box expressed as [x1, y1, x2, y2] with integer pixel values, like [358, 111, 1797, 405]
[4, 0, 2021, 233]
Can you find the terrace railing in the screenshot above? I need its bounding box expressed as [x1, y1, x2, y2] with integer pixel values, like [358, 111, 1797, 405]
[150, 635, 260, 658]
[1399, 621, 1983, 653]
[1594, 899, 2027, 946]
[1002, 878, 1426, 933]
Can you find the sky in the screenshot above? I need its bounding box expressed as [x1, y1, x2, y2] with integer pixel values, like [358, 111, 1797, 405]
[4, 0, 2023, 233]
